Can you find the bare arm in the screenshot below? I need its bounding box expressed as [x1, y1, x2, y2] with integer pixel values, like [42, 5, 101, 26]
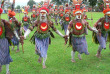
[86, 22, 98, 33]
[93, 17, 104, 27]
[24, 20, 38, 39]
[50, 21, 64, 37]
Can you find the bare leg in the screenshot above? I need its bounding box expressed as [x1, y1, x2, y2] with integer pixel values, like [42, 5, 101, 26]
[109, 43, 110, 49]
[12, 46, 14, 50]
[6, 64, 10, 74]
[0, 65, 2, 72]
[78, 53, 82, 60]
[42, 56, 47, 69]
[38, 56, 42, 63]
[96, 45, 102, 58]
[16, 44, 20, 53]
[71, 51, 75, 62]
[35, 47, 42, 63]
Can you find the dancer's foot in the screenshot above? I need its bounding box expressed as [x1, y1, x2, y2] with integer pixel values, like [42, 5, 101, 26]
[71, 59, 75, 63]
[78, 54, 82, 60]
[38, 57, 42, 63]
[42, 65, 46, 69]
[0, 66, 2, 72]
[12, 47, 14, 51]
[16, 49, 20, 53]
[96, 54, 101, 58]
[96, 51, 101, 58]
[6, 71, 10, 74]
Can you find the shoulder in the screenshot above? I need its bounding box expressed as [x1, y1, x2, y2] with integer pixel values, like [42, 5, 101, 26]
[98, 17, 105, 21]
[28, 16, 30, 19]
[2, 19, 10, 26]
[69, 20, 74, 27]
[48, 20, 53, 26]
[70, 20, 73, 23]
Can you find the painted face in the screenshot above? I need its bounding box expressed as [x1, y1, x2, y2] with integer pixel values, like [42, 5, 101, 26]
[103, 0, 110, 3]
[24, 13, 27, 17]
[65, 12, 69, 17]
[33, 11, 36, 14]
[40, 11, 46, 19]
[76, 13, 82, 19]
[83, 11, 86, 14]
[72, 0, 82, 4]
[105, 15, 110, 22]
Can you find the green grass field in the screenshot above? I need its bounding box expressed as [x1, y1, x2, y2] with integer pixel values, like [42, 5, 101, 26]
[1, 12, 110, 74]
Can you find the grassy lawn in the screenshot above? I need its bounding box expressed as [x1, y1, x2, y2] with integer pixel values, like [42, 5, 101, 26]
[1, 12, 110, 74]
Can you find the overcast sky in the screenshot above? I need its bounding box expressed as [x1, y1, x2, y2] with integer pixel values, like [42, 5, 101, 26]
[10, 0, 45, 7]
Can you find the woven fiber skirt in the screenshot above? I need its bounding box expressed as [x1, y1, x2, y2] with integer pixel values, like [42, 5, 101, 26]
[63, 23, 68, 35]
[97, 33, 108, 49]
[11, 36, 19, 46]
[0, 38, 12, 65]
[35, 37, 49, 58]
[71, 36, 89, 55]
[24, 25, 29, 32]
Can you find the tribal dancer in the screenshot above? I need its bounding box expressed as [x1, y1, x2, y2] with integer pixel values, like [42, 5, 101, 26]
[31, 9, 37, 24]
[54, 5, 59, 25]
[92, 0, 110, 58]
[22, 6, 30, 38]
[8, 0, 22, 52]
[61, 8, 71, 35]
[65, 0, 98, 62]
[0, 1, 23, 74]
[24, 7, 65, 69]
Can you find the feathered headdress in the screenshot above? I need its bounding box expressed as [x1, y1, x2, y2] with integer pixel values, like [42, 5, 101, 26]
[72, 0, 82, 15]
[24, 5, 30, 15]
[103, 0, 110, 14]
[82, 5, 88, 12]
[8, 0, 16, 17]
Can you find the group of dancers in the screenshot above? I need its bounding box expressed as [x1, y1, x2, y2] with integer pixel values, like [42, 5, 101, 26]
[0, 0, 110, 74]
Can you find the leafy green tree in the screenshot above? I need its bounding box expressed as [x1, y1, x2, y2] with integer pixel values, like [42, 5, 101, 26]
[89, 0, 97, 7]
[16, 5, 20, 9]
[51, 0, 73, 5]
[27, 0, 36, 9]
[97, 0, 104, 11]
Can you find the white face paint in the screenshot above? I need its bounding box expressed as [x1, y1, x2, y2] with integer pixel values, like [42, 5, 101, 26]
[24, 14, 27, 17]
[83, 11, 86, 15]
[76, 15, 82, 19]
[65, 13, 69, 17]
[40, 11, 47, 22]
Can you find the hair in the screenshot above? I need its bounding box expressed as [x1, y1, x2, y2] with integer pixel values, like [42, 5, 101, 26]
[65, 3, 68, 7]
